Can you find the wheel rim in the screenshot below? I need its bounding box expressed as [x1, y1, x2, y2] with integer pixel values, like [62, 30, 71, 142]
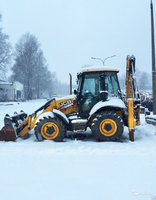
[41, 122, 59, 140]
[99, 119, 117, 136]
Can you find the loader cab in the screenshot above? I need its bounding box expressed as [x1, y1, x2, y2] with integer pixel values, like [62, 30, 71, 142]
[76, 69, 122, 118]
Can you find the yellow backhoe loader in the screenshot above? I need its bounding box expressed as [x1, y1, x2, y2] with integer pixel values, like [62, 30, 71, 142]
[0, 55, 140, 142]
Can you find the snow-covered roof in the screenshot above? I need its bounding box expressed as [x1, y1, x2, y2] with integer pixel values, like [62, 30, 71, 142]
[80, 65, 119, 73]
[0, 80, 13, 85]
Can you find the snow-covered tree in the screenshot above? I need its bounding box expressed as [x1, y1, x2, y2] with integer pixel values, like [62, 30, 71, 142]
[11, 33, 54, 100]
[119, 68, 152, 91]
[138, 71, 152, 90]
[0, 14, 12, 79]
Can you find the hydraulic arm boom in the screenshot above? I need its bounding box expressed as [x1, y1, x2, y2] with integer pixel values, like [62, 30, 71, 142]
[126, 55, 141, 141]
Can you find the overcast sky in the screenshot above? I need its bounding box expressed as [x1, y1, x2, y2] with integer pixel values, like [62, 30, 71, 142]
[0, 0, 154, 84]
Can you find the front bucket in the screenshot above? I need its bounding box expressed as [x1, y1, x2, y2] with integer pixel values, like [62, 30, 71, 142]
[0, 125, 16, 141]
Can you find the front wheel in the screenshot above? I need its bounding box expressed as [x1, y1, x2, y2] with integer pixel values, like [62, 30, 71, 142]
[34, 116, 66, 142]
[91, 111, 124, 141]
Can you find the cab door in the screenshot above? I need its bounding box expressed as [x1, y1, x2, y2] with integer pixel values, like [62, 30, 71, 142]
[77, 73, 100, 118]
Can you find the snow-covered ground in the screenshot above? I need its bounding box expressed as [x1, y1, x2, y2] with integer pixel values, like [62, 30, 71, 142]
[0, 99, 156, 200]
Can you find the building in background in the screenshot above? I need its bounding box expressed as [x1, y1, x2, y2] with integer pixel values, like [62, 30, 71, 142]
[0, 80, 24, 102]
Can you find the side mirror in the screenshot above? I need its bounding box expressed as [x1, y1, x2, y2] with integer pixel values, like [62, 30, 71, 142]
[74, 89, 77, 95]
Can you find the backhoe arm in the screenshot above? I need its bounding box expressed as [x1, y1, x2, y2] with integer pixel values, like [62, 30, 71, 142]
[126, 55, 141, 141]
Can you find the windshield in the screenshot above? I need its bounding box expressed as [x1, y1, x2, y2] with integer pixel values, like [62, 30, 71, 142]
[81, 72, 121, 99]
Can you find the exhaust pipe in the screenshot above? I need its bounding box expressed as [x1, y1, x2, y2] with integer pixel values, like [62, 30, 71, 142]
[69, 73, 72, 95]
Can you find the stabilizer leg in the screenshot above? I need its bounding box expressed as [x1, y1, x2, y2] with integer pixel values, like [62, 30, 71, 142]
[129, 130, 134, 142]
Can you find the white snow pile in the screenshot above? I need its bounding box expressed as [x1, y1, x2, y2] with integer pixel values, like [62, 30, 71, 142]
[0, 99, 156, 200]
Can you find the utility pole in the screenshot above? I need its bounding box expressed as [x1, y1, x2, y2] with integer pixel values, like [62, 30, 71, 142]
[151, 0, 156, 114]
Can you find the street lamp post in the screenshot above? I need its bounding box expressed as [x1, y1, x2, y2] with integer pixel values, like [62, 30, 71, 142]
[91, 57, 104, 65]
[103, 55, 116, 65]
[91, 55, 116, 66]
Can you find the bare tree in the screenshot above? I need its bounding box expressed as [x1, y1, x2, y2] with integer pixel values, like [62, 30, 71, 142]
[118, 73, 126, 90]
[138, 71, 152, 90]
[0, 14, 12, 79]
[11, 33, 53, 100]
[119, 69, 152, 91]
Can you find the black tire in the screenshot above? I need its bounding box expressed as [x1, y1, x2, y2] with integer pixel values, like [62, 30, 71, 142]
[34, 116, 66, 142]
[91, 111, 124, 141]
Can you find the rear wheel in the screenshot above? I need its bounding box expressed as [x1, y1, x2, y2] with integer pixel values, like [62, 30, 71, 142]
[35, 116, 66, 142]
[91, 111, 123, 141]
